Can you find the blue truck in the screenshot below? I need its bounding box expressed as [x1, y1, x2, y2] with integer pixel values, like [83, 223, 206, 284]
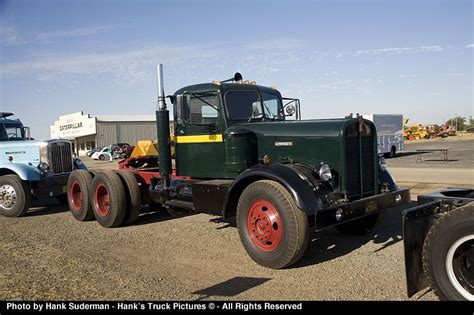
[0, 112, 84, 217]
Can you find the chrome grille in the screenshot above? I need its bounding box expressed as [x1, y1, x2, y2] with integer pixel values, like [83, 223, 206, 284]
[345, 123, 376, 200]
[48, 141, 73, 174]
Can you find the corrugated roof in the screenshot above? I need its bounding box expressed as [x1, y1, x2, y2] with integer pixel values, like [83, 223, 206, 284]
[96, 115, 157, 122]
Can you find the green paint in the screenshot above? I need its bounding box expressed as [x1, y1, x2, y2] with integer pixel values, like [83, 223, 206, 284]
[171, 82, 378, 195]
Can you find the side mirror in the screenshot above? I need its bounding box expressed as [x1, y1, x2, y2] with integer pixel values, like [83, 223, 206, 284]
[176, 94, 190, 123]
[285, 104, 296, 116]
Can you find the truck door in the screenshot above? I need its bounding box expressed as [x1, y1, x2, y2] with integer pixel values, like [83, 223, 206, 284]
[174, 92, 227, 178]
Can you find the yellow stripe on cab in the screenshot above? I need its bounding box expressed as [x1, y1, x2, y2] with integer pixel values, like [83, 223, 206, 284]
[175, 134, 223, 144]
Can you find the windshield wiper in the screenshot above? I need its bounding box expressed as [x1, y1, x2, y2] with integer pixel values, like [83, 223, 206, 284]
[188, 92, 219, 111]
[262, 102, 276, 121]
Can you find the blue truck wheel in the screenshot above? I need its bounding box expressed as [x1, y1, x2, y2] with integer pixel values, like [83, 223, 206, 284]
[0, 174, 31, 217]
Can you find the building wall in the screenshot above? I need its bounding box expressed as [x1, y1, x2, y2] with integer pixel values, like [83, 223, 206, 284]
[76, 134, 97, 156]
[96, 121, 157, 147]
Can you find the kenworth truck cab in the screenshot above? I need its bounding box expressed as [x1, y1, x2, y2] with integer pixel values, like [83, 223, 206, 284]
[0, 112, 83, 217]
[65, 67, 411, 270]
[150, 69, 411, 268]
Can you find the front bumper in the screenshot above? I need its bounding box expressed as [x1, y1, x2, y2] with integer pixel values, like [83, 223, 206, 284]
[315, 189, 411, 229]
[29, 174, 69, 198]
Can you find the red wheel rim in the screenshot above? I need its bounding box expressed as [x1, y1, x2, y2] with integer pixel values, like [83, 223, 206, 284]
[247, 200, 283, 251]
[69, 181, 82, 212]
[94, 183, 110, 217]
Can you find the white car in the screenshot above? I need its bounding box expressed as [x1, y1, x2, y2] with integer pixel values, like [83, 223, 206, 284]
[91, 147, 111, 161]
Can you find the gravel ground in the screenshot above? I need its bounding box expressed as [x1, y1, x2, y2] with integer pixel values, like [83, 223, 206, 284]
[386, 133, 474, 169]
[3, 182, 471, 301]
[1, 138, 472, 301]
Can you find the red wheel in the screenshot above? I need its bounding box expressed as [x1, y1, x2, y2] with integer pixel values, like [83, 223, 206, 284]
[67, 170, 94, 221]
[94, 183, 110, 217]
[69, 181, 82, 212]
[91, 171, 126, 228]
[247, 200, 283, 251]
[237, 180, 309, 269]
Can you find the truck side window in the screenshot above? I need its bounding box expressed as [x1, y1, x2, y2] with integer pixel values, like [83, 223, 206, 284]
[0, 124, 7, 141]
[189, 95, 219, 125]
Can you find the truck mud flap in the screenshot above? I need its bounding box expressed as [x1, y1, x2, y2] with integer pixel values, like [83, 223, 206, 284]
[402, 200, 440, 297]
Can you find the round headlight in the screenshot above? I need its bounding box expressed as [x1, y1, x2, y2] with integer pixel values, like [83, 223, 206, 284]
[39, 162, 49, 173]
[313, 163, 333, 182]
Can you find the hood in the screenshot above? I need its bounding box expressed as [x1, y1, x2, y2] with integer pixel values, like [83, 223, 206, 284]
[226, 117, 376, 173]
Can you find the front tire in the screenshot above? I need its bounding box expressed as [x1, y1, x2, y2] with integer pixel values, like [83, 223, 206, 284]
[422, 203, 474, 301]
[236, 180, 309, 269]
[99, 155, 105, 161]
[0, 175, 31, 217]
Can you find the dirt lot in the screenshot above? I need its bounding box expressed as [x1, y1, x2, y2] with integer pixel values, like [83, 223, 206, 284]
[386, 133, 474, 169]
[0, 137, 472, 301]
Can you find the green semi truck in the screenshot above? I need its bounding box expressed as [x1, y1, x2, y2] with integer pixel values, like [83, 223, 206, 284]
[65, 65, 410, 270]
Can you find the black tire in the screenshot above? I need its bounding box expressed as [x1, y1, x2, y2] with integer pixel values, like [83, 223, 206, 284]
[236, 180, 309, 269]
[115, 170, 141, 225]
[422, 203, 474, 301]
[334, 212, 385, 235]
[91, 171, 126, 228]
[390, 146, 396, 158]
[99, 154, 105, 161]
[88, 169, 99, 177]
[67, 170, 94, 221]
[0, 174, 31, 217]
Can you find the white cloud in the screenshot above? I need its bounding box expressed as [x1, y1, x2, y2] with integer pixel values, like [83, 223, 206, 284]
[0, 43, 222, 83]
[466, 44, 474, 48]
[35, 24, 126, 41]
[0, 23, 26, 46]
[0, 23, 126, 47]
[353, 45, 443, 56]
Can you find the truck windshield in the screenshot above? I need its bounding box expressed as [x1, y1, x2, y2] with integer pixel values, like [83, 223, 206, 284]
[261, 92, 284, 120]
[0, 124, 26, 141]
[225, 90, 284, 121]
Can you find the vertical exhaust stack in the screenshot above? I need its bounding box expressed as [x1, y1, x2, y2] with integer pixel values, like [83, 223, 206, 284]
[155, 64, 172, 191]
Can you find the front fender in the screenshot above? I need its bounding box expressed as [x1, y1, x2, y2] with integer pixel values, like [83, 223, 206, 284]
[73, 158, 87, 170]
[378, 157, 398, 191]
[224, 163, 320, 217]
[0, 163, 41, 181]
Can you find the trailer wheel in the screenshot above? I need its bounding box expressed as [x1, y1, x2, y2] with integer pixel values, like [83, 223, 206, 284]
[389, 146, 396, 158]
[115, 170, 141, 225]
[236, 180, 309, 269]
[91, 171, 126, 228]
[422, 203, 474, 301]
[67, 170, 94, 221]
[334, 212, 384, 235]
[0, 175, 31, 217]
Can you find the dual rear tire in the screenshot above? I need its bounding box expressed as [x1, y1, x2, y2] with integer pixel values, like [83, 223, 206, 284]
[67, 169, 141, 228]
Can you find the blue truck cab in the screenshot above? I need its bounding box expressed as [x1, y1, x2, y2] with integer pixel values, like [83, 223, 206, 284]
[0, 112, 84, 217]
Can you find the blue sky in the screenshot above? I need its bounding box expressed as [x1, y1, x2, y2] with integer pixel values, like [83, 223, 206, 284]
[1, 0, 472, 140]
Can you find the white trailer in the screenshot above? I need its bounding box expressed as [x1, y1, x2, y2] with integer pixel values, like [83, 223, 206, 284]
[363, 114, 404, 158]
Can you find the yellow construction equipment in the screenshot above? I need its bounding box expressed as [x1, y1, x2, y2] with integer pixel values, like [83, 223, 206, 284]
[129, 140, 175, 158]
[130, 140, 158, 158]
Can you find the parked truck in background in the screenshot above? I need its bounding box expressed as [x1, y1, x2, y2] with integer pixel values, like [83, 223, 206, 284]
[404, 188, 473, 301]
[363, 114, 404, 158]
[0, 112, 83, 217]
